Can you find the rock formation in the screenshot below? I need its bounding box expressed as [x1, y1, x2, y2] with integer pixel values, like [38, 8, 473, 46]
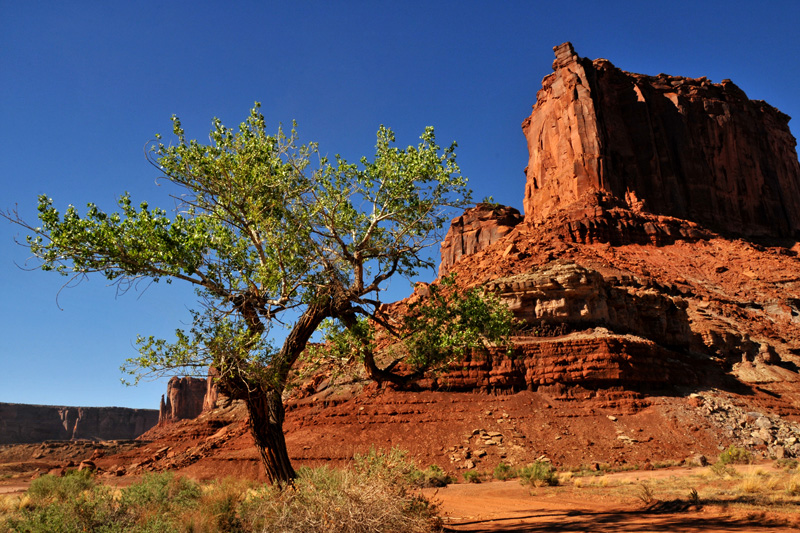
[0, 403, 158, 445]
[158, 377, 207, 425]
[523, 42, 800, 240]
[439, 203, 522, 276]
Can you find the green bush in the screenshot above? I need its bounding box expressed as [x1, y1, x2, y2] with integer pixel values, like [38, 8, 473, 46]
[775, 458, 799, 470]
[27, 469, 96, 502]
[718, 445, 753, 465]
[518, 461, 559, 487]
[463, 470, 481, 483]
[353, 447, 421, 487]
[493, 462, 516, 481]
[120, 472, 201, 513]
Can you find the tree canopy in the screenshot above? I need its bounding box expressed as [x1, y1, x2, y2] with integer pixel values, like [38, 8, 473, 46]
[5, 104, 513, 483]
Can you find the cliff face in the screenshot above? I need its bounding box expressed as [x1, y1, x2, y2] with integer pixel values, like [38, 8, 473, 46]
[523, 42, 800, 239]
[439, 203, 522, 276]
[158, 377, 207, 425]
[0, 403, 158, 444]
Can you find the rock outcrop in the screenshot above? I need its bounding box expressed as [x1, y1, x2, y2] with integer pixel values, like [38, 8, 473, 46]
[158, 377, 207, 425]
[0, 403, 158, 444]
[439, 203, 522, 276]
[485, 261, 692, 349]
[523, 42, 800, 240]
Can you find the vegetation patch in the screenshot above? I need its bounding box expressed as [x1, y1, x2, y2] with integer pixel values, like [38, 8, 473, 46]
[1, 450, 442, 533]
[518, 461, 559, 487]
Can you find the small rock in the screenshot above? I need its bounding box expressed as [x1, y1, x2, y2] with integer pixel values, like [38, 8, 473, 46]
[78, 460, 96, 472]
[755, 417, 773, 430]
[474, 449, 487, 458]
[607, 415, 617, 422]
[773, 446, 787, 460]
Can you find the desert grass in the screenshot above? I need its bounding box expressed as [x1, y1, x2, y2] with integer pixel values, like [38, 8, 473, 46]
[0, 449, 443, 533]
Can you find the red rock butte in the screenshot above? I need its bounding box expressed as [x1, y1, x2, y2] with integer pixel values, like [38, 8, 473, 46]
[523, 42, 800, 239]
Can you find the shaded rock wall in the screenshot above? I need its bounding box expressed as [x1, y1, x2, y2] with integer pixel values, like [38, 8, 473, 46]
[0, 403, 158, 444]
[523, 42, 800, 239]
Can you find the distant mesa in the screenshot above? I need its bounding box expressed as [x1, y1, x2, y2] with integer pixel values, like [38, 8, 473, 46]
[0, 403, 158, 445]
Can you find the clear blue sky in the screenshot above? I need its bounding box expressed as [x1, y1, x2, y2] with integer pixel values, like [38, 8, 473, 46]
[2, 1, 799, 408]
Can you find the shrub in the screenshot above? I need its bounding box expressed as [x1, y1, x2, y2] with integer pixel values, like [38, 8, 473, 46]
[353, 447, 422, 487]
[463, 470, 481, 483]
[709, 462, 738, 478]
[241, 465, 440, 533]
[415, 465, 452, 488]
[718, 445, 753, 465]
[786, 474, 800, 496]
[635, 483, 655, 504]
[26, 469, 96, 502]
[493, 462, 516, 481]
[518, 461, 558, 487]
[775, 458, 798, 470]
[6, 471, 127, 533]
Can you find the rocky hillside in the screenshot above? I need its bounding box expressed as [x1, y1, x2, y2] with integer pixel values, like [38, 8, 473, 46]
[101, 43, 800, 480]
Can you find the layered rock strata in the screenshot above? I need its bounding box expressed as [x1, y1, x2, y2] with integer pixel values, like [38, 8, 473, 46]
[485, 261, 691, 349]
[0, 403, 158, 444]
[523, 42, 800, 239]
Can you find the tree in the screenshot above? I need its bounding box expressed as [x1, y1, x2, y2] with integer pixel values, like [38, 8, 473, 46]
[4, 104, 512, 484]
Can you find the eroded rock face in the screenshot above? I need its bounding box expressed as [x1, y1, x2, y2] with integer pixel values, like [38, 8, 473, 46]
[523, 42, 800, 239]
[486, 261, 691, 348]
[158, 377, 207, 425]
[433, 333, 697, 392]
[439, 203, 522, 277]
[0, 403, 158, 444]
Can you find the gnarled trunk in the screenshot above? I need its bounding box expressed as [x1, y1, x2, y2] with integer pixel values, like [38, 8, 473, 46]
[245, 388, 295, 484]
[238, 301, 330, 485]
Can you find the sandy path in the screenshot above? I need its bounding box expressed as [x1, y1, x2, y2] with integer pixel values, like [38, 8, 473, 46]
[425, 479, 799, 532]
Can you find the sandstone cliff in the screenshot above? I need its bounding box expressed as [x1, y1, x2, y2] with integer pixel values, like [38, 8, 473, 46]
[0, 403, 158, 444]
[522, 42, 800, 240]
[158, 377, 207, 425]
[438, 203, 522, 276]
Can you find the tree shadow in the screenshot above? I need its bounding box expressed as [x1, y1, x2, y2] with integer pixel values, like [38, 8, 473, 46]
[443, 504, 795, 532]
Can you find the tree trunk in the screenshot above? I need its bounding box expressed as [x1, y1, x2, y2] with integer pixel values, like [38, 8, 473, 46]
[245, 387, 296, 485]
